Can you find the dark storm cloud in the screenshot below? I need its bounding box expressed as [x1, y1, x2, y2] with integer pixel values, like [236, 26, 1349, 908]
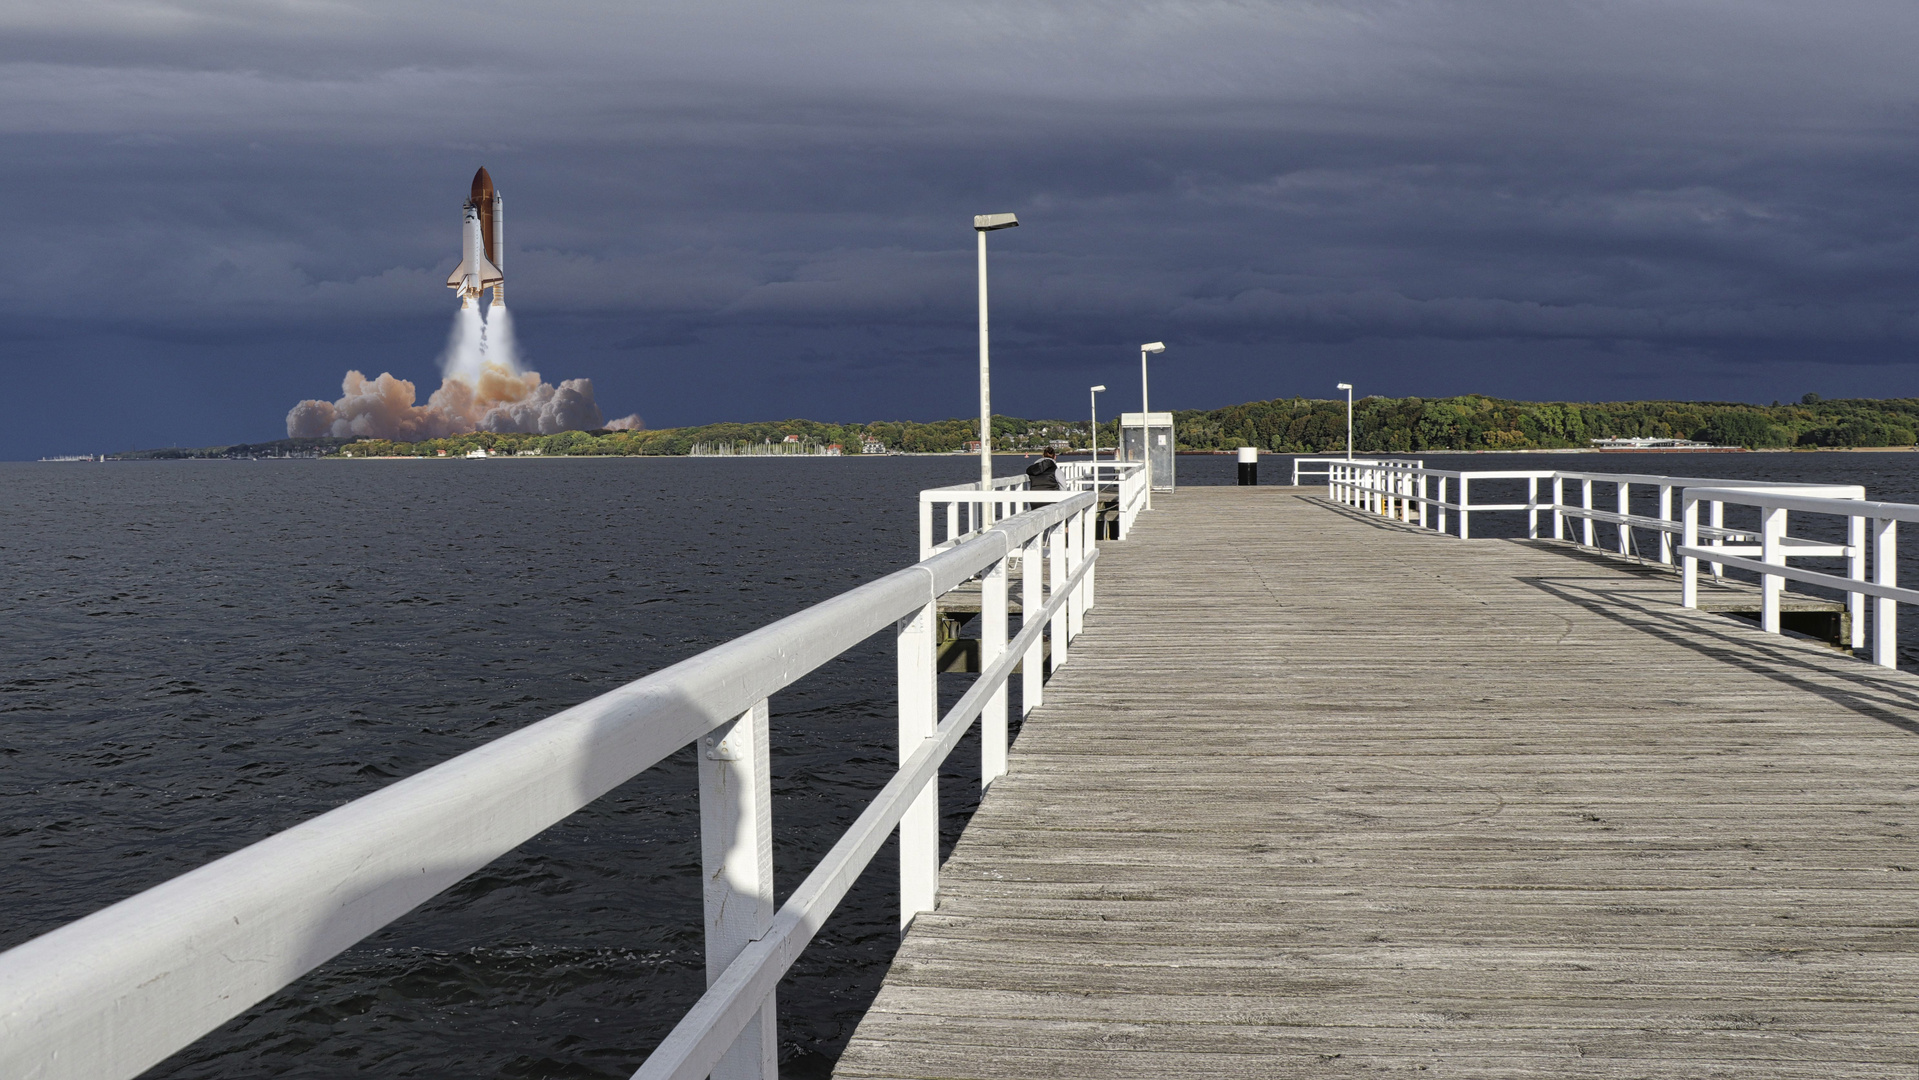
[7, 2, 1919, 456]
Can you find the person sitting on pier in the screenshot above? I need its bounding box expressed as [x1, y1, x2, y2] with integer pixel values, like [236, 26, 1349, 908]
[1025, 446, 1061, 490]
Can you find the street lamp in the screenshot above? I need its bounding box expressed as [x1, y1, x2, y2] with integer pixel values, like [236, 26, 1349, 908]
[1336, 383, 1354, 460]
[1141, 342, 1166, 509]
[1089, 384, 1107, 465]
[974, 212, 1019, 492]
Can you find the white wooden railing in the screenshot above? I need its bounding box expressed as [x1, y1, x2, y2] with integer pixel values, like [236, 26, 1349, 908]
[1291, 456, 1419, 486]
[919, 461, 1146, 558]
[1677, 487, 1905, 666]
[1327, 461, 1550, 539]
[0, 492, 1105, 1080]
[1327, 462, 1863, 550]
[1326, 462, 1882, 657]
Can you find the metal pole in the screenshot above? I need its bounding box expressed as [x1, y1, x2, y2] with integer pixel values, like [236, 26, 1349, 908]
[1090, 388, 1098, 465]
[977, 229, 992, 493]
[1141, 348, 1152, 511]
[1346, 386, 1353, 461]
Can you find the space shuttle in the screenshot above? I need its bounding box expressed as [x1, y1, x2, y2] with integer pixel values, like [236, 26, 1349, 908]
[447, 167, 504, 308]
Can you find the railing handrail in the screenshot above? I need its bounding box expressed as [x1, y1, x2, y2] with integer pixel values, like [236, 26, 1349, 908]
[635, 534, 1097, 1080]
[920, 463, 1149, 556]
[1326, 462, 1895, 669]
[1684, 486, 1912, 521]
[0, 491, 1101, 1080]
[1290, 456, 1417, 485]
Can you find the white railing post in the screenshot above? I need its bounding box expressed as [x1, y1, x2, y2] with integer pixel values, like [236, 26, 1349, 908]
[1552, 475, 1564, 540]
[1875, 517, 1898, 669]
[1077, 506, 1096, 618]
[1066, 510, 1084, 640]
[1527, 476, 1539, 540]
[981, 553, 1009, 787]
[1616, 482, 1631, 555]
[1021, 535, 1043, 714]
[1681, 493, 1699, 609]
[1458, 477, 1471, 540]
[1709, 500, 1725, 578]
[1418, 474, 1429, 529]
[1581, 479, 1594, 547]
[1082, 506, 1097, 613]
[1849, 512, 1867, 651]
[700, 699, 778, 1080]
[896, 602, 938, 930]
[1437, 476, 1448, 534]
[1760, 505, 1785, 634]
[1048, 523, 1068, 669]
[1658, 485, 1674, 564]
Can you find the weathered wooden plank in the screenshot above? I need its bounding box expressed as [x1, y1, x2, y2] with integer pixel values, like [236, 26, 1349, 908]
[833, 489, 1919, 1079]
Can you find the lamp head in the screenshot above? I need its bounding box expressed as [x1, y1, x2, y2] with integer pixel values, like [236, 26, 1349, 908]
[1090, 384, 1107, 393]
[1141, 342, 1166, 354]
[974, 213, 1019, 231]
[1336, 383, 1352, 390]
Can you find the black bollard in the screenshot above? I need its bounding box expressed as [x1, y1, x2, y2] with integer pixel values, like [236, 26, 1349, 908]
[1237, 447, 1258, 485]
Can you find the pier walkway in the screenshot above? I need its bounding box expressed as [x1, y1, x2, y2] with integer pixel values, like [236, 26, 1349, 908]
[837, 487, 1919, 1078]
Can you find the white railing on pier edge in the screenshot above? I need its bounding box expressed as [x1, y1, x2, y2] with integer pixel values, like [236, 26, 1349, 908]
[1327, 460, 1545, 539]
[1291, 456, 1421, 487]
[0, 492, 1105, 1080]
[1679, 487, 1917, 668]
[1327, 461, 1879, 656]
[919, 461, 1146, 559]
[1328, 461, 1863, 550]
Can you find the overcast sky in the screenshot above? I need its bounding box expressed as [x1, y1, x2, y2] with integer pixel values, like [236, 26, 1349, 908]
[8, 1, 1919, 456]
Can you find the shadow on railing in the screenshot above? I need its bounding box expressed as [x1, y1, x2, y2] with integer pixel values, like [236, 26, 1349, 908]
[0, 493, 1107, 1080]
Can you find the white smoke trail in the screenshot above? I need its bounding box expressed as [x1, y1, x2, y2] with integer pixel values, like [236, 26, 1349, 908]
[286, 305, 611, 439]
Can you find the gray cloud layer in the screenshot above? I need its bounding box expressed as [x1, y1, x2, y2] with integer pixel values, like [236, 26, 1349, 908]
[8, 2, 1919, 455]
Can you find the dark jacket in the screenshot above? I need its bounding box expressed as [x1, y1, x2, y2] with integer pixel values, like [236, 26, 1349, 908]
[1025, 457, 1061, 490]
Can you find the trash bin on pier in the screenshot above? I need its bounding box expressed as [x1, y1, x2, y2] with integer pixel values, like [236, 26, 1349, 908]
[1119, 411, 1176, 492]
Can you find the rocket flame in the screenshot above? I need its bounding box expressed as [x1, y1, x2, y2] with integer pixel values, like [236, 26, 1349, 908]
[286, 306, 608, 440]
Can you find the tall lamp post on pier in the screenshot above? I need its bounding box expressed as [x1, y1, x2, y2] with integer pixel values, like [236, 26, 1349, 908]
[1089, 384, 1106, 463]
[974, 212, 1019, 492]
[1141, 342, 1166, 509]
[1336, 382, 1354, 460]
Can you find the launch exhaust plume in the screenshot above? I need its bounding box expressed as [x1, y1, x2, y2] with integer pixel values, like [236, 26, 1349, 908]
[286, 305, 606, 439]
[288, 168, 624, 441]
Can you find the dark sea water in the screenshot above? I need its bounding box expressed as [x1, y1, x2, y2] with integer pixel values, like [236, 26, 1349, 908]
[3, 449, 1918, 1077]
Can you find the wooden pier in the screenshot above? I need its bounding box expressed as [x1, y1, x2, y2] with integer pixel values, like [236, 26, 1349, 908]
[836, 486, 1919, 1078]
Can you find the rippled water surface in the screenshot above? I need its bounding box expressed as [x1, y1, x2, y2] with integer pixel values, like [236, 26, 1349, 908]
[5, 450, 1918, 1077]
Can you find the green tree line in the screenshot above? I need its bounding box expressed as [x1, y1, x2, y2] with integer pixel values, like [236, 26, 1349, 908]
[318, 392, 1919, 459]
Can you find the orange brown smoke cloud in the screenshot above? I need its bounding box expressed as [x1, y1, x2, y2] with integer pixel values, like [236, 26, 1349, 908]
[286, 305, 614, 439]
[286, 364, 605, 440]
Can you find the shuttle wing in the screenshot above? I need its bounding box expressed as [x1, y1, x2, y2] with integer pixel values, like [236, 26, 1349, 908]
[445, 254, 504, 290]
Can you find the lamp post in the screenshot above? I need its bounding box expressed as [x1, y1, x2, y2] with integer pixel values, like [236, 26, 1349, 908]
[1089, 385, 1106, 464]
[1336, 382, 1354, 460]
[974, 213, 1019, 492]
[1141, 342, 1166, 509]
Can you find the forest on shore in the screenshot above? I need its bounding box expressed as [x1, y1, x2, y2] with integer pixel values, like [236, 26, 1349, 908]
[114, 393, 1919, 460]
[328, 393, 1919, 457]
